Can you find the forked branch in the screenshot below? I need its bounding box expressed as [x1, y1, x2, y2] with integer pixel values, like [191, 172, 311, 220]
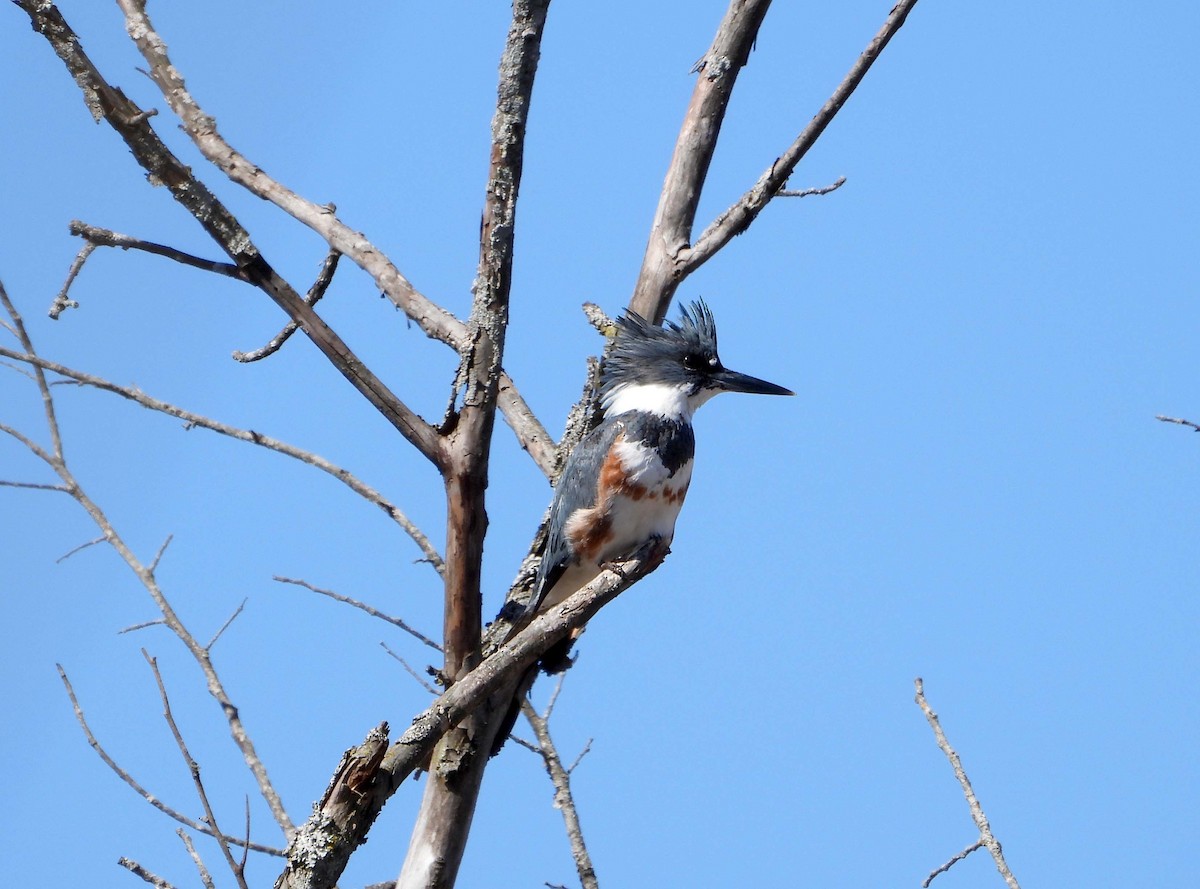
[915, 679, 1021, 889]
[276, 541, 667, 889]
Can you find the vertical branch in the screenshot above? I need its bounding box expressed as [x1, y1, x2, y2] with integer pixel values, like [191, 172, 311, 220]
[440, 0, 549, 680]
[629, 0, 772, 323]
[401, 6, 552, 885]
[521, 698, 599, 889]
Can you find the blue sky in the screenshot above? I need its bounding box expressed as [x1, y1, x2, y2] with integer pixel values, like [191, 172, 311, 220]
[2, 2, 1198, 887]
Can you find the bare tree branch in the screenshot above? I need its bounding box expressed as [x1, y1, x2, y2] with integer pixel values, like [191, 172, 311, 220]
[277, 541, 668, 889]
[56, 664, 284, 856]
[923, 839, 985, 888]
[49, 240, 93, 319]
[145, 649, 250, 889]
[18, 0, 446, 466]
[234, 250, 341, 362]
[0, 344, 445, 572]
[521, 696, 599, 889]
[119, 857, 178, 889]
[1, 283, 295, 837]
[56, 537, 107, 564]
[275, 576, 442, 652]
[67, 219, 241, 280]
[178, 830, 218, 889]
[398, 4, 552, 884]
[630, 0, 773, 322]
[685, 0, 920, 274]
[0, 478, 70, 492]
[206, 598, 248, 651]
[381, 642, 441, 696]
[915, 678, 1020, 889]
[776, 175, 848, 198]
[1156, 414, 1200, 432]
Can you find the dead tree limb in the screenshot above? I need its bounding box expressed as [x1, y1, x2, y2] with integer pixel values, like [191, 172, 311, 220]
[915, 679, 1021, 889]
[19, 0, 444, 465]
[632, 0, 921, 323]
[630, 0, 773, 323]
[0, 344, 444, 571]
[686, 0, 919, 273]
[275, 542, 666, 889]
[397, 3, 551, 886]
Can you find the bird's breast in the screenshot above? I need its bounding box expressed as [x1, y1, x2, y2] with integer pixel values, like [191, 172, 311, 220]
[563, 431, 693, 565]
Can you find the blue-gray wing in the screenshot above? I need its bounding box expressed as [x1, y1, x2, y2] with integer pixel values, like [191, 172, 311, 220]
[525, 417, 625, 615]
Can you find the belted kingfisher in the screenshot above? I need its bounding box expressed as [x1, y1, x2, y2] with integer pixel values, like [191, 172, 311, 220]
[525, 300, 793, 624]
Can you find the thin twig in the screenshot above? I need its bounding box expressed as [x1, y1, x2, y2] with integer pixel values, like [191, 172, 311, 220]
[566, 738, 593, 775]
[144, 650, 250, 889]
[55, 665, 284, 856]
[776, 175, 847, 198]
[66, 219, 242, 288]
[49, 240, 94, 319]
[240, 796, 252, 873]
[0, 344, 445, 573]
[148, 534, 173, 574]
[521, 697, 599, 889]
[543, 672, 567, 720]
[0, 479, 70, 493]
[206, 598, 248, 651]
[1156, 414, 1200, 432]
[275, 576, 442, 651]
[118, 618, 168, 634]
[915, 678, 1020, 889]
[923, 839, 985, 888]
[686, 0, 920, 275]
[380, 641, 440, 695]
[119, 858, 178, 888]
[1, 282, 64, 459]
[508, 734, 541, 755]
[178, 830, 217, 889]
[234, 250, 340, 362]
[56, 535, 106, 563]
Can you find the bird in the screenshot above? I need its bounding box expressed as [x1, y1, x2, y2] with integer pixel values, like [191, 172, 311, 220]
[489, 300, 792, 755]
[523, 299, 793, 649]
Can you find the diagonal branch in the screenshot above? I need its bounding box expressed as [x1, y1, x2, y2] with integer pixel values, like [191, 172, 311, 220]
[274, 576, 443, 652]
[144, 650, 250, 889]
[521, 696, 599, 889]
[67, 219, 241, 279]
[111, 0, 557, 477]
[276, 540, 666, 889]
[631, 0, 920, 324]
[57, 664, 284, 857]
[630, 0, 773, 323]
[1, 283, 294, 837]
[17, 0, 445, 466]
[915, 678, 1021, 889]
[684, 0, 920, 273]
[234, 250, 341, 362]
[0, 344, 445, 572]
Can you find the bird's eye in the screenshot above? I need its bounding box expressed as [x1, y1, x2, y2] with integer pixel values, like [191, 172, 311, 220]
[683, 353, 708, 372]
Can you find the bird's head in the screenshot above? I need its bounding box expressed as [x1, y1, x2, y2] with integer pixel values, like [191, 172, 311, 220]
[600, 300, 793, 419]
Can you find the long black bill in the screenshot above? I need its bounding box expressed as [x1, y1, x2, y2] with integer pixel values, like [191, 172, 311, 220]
[712, 367, 794, 396]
